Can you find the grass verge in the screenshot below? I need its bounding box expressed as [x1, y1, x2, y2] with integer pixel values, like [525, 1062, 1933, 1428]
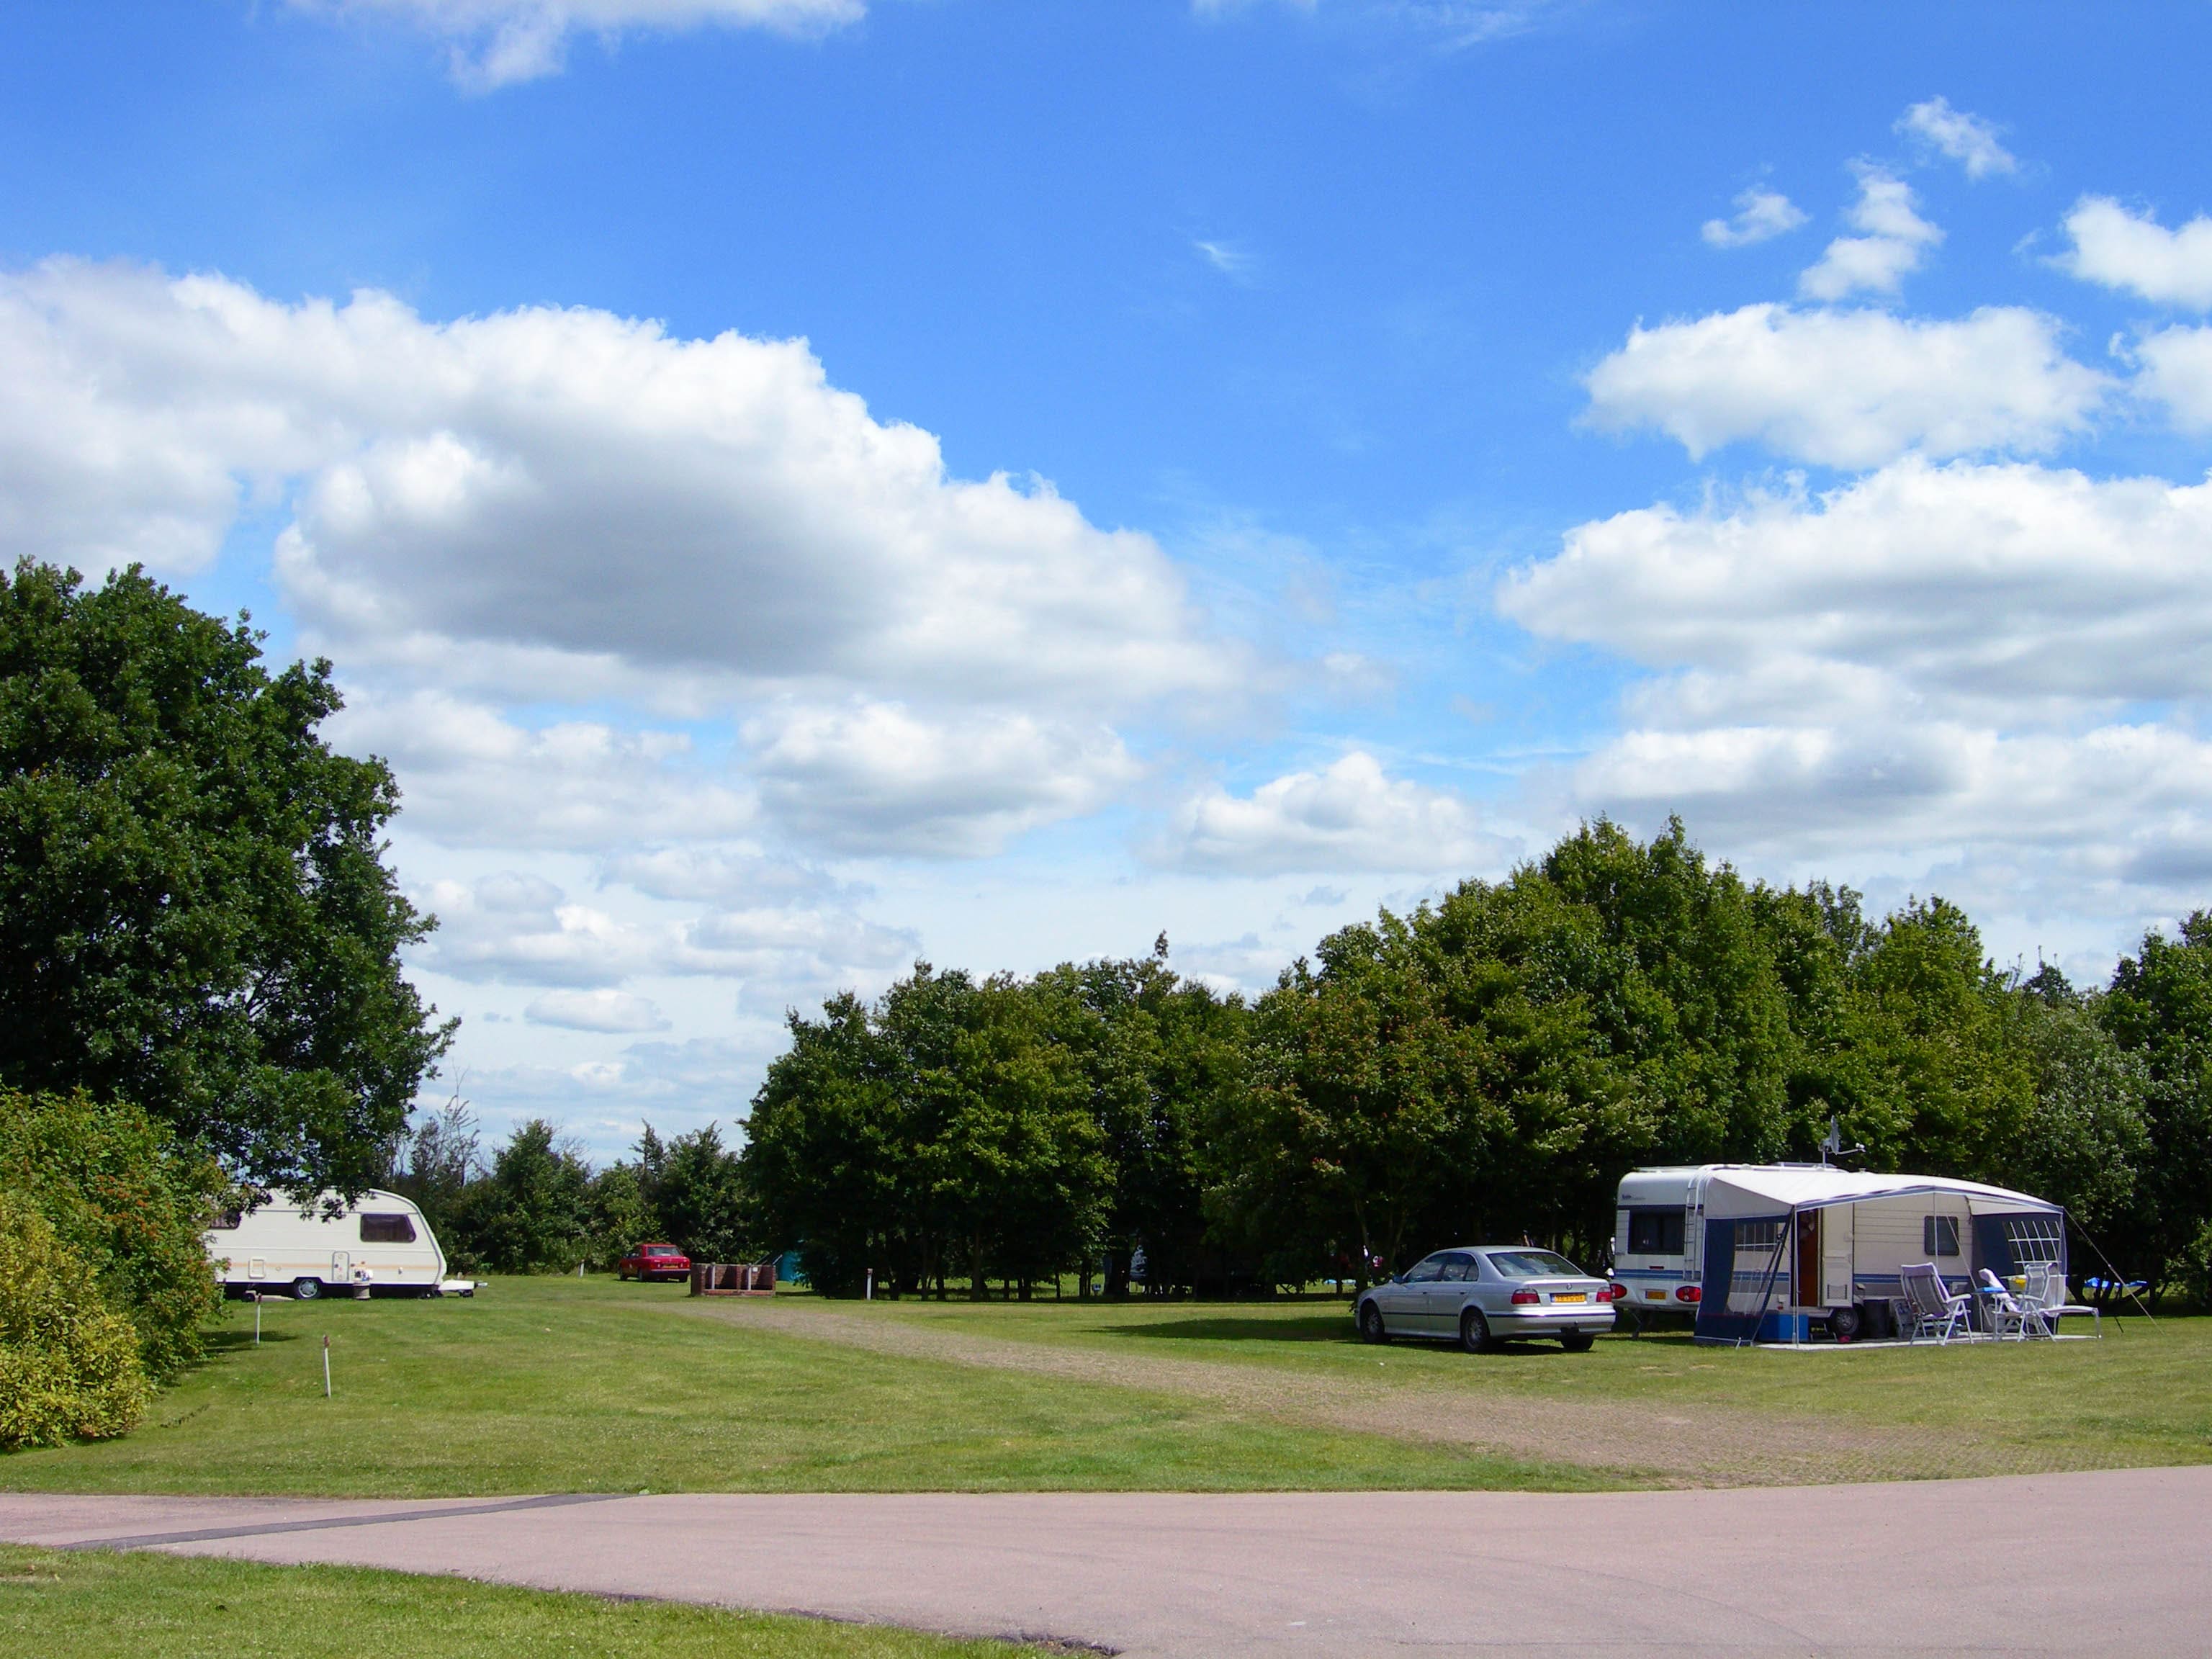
[0, 1544, 1057, 1658]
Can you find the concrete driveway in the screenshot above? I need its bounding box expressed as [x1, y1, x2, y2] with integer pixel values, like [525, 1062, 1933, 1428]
[5, 1470, 2203, 1656]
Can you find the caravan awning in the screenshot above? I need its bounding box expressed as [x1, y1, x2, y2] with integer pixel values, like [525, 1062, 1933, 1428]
[1698, 1166, 2058, 1219]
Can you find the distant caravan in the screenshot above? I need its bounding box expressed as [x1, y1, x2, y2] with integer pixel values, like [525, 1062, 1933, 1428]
[205, 1189, 472, 1300]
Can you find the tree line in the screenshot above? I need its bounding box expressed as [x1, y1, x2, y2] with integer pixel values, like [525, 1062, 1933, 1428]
[394, 820, 2212, 1306]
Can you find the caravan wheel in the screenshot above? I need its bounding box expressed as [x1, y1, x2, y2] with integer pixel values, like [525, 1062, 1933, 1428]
[1828, 1305, 1862, 1343]
[292, 1277, 322, 1300]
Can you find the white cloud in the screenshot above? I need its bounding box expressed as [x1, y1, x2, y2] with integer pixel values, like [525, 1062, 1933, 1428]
[1500, 458, 2212, 900]
[2057, 197, 2212, 310]
[0, 259, 1231, 715]
[1583, 303, 2108, 467]
[1896, 97, 2018, 180]
[1799, 166, 1941, 301]
[2134, 325, 2212, 429]
[1195, 240, 1256, 280]
[422, 870, 914, 989]
[1502, 458, 2212, 703]
[306, 0, 863, 88]
[745, 701, 1142, 856]
[526, 989, 672, 1033]
[1160, 752, 1501, 876]
[1701, 188, 1807, 250]
[329, 689, 755, 850]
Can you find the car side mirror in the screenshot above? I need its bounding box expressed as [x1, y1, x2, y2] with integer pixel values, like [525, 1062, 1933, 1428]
[1390, 1272, 1406, 1285]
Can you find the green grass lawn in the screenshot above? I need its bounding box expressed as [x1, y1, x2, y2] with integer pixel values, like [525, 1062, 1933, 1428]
[0, 1278, 1599, 1496]
[0, 1545, 1053, 1659]
[3, 1277, 2204, 1496]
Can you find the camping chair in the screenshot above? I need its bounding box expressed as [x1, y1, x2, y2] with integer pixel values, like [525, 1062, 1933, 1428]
[1977, 1268, 2044, 1340]
[1901, 1262, 1972, 1344]
[2024, 1264, 2100, 1338]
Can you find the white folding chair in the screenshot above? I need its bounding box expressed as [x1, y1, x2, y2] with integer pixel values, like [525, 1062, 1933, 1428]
[2024, 1263, 2099, 1337]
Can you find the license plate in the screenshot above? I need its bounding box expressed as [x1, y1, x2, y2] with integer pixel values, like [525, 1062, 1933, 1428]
[1552, 1292, 1587, 1303]
[1645, 1290, 1665, 1300]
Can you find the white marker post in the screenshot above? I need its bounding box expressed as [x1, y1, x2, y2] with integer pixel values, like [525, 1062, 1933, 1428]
[865, 1267, 873, 1301]
[322, 1334, 331, 1398]
[253, 1290, 261, 1346]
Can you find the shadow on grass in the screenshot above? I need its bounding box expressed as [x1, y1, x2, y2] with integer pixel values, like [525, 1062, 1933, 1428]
[204, 1328, 300, 1353]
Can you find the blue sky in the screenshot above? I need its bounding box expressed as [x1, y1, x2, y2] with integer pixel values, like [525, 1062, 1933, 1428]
[9, 1, 2212, 1155]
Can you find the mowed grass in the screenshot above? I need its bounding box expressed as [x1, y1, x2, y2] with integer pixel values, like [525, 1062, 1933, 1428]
[4, 1278, 2206, 1496]
[0, 1277, 1601, 1496]
[0, 1545, 1053, 1659]
[837, 1295, 2212, 1475]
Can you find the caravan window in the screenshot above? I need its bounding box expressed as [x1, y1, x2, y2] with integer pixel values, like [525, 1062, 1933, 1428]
[359, 1213, 417, 1244]
[2003, 1215, 2063, 1264]
[1628, 1210, 1685, 1254]
[1924, 1215, 1961, 1257]
[210, 1209, 242, 1231]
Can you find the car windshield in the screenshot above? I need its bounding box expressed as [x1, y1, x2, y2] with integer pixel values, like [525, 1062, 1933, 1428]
[1485, 1250, 1586, 1279]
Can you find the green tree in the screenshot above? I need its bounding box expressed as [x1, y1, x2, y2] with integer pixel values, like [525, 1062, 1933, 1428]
[2101, 914, 2212, 1290]
[655, 1123, 752, 1263]
[452, 1120, 593, 1273]
[382, 1094, 482, 1269]
[0, 560, 453, 1197]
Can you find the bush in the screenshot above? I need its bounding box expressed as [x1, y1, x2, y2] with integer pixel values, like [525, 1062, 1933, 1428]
[0, 1089, 227, 1380]
[0, 1192, 151, 1449]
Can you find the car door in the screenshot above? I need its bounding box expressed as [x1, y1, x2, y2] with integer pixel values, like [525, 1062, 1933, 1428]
[1421, 1252, 1478, 1334]
[1377, 1253, 1447, 1329]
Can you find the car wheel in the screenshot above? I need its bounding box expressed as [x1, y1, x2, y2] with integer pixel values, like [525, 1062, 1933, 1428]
[1358, 1301, 1390, 1344]
[292, 1277, 321, 1300]
[1460, 1308, 1492, 1354]
[1560, 1330, 1594, 1352]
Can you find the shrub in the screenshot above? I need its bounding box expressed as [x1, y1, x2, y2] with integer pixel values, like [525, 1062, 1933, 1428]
[0, 1090, 227, 1380]
[0, 1192, 151, 1449]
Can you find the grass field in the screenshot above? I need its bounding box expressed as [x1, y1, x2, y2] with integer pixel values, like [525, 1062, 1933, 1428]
[2, 1277, 2204, 1496]
[0, 1545, 1053, 1658]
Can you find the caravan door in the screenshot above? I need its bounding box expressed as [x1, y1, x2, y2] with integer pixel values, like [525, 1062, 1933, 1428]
[330, 1249, 350, 1284]
[1820, 1205, 1854, 1307]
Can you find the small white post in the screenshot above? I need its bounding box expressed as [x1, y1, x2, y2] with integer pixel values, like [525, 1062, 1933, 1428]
[322, 1334, 332, 1398]
[865, 1267, 873, 1301]
[253, 1290, 262, 1346]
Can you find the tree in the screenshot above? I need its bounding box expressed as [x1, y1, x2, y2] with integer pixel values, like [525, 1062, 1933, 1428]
[2100, 914, 2212, 1290]
[452, 1120, 593, 1273]
[0, 560, 453, 1197]
[382, 1093, 482, 1269]
[655, 1123, 752, 1263]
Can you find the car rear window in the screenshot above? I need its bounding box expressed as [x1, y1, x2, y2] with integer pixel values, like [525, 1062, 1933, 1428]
[1486, 1250, 1583, 1279]
[647, 1246, 678, 1256]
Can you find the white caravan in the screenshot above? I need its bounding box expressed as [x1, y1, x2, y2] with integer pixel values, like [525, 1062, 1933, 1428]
[1611, 1164, 2067, 1341]
[205, 1189, 462, 1299]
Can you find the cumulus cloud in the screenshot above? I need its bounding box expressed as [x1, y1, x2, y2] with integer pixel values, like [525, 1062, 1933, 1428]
[421, 870, 914, 989]
[1701, 188, 1807, 250]
[0, 259, 1230, 714]
[2057, 197, 2212, 310]
[1895, 97, 2018, 180]
[526, 989, 673, 1033]
[2134, 325, 2212, 428]
[1583, 303, 2109, 467]
[329, 689, 755, 850]
[1799, 166, 1941, 302]
[306, 0, 863, 88]
[745, 701, 1141, 856]
[1160, 752, 1500, 876]
[1501, 458, 2212, 895]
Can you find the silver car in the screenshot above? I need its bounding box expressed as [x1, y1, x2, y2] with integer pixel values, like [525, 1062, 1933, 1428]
[1354, 1246, 1617, 1352]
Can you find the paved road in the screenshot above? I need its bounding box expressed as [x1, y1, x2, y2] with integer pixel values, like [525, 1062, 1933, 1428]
[6, 1471, 2206, 1656]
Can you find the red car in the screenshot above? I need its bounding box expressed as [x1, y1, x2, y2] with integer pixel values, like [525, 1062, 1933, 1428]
[616, 1243, 691, 1282]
